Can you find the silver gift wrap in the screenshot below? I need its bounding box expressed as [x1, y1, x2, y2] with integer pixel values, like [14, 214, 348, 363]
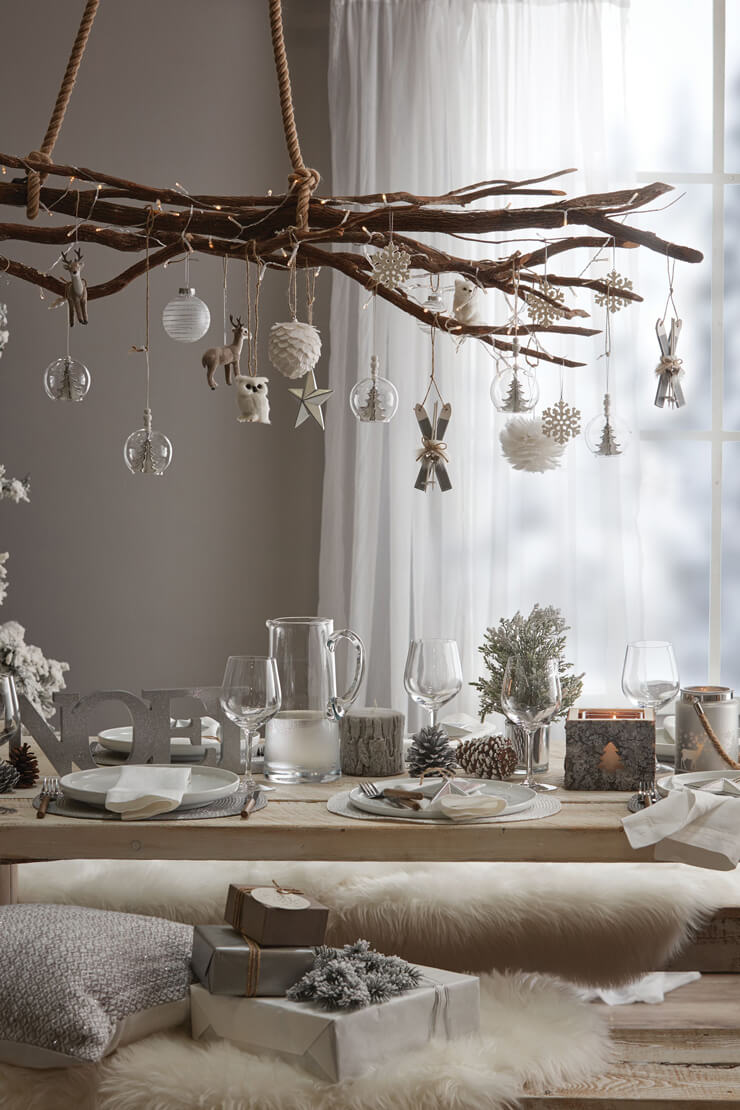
[191, 925, 315, 997]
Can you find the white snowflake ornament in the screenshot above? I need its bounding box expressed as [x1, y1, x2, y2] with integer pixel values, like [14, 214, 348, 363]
[541, 398, 581, 444]
[268, 320, 322, 379]
[500, 415, 565, 472]
[369, 242, 412, 290]
[525, 280, 566, 326]
[594, 269, 633, 313]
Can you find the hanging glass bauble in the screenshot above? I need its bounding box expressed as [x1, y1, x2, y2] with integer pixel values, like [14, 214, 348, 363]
[417, 291, 447, 333]
[349, 355, 399, 423]
[43, 356, 91, 402]
[123, 408, 173, 475]
[162, 287, 211, 342]
[490, 365, 538, 413]
[585, 393, 631, 457]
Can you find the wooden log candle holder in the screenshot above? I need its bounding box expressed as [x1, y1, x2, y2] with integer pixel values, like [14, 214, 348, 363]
[564, 708, 656, 791]
[339, 708, 406, 777]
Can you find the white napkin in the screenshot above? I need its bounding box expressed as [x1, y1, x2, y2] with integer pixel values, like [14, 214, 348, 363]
[580, 970, 700, 1006]
[105, 766, 192, 820]
[623, 788, 740, 870]
[437, 794, 508, 821]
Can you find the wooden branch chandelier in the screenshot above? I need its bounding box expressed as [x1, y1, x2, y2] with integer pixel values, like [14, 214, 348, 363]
[0, 0, 702, 376]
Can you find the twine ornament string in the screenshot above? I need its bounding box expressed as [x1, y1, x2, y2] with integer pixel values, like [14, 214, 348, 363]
[421, 326, 445, 408]
[305, 267, 317, 326]
[129, 209, 156, 412]
[222, 256, 229, 345]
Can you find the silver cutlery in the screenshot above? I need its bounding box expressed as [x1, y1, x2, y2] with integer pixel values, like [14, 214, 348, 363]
[358, 781, 423, 810]
[627, 778, 659, 813]
[37, 776, 61, 819]
[240, 785, 262, 820]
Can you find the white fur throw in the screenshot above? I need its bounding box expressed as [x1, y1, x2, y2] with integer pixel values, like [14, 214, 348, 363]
[19, 858, 740, 987]
[0, 972, 611, 1110]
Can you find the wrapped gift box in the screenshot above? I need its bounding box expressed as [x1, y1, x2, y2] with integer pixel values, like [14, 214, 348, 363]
[190, 965, 480, 1082]
[191, 925, 316, 997]
[224, 884, 329, 947]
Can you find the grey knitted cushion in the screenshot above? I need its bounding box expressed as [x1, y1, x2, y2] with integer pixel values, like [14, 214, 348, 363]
[0, 904, 193, 1067]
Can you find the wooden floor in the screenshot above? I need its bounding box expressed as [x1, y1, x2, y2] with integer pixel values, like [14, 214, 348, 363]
[523, 976, 740, 1107]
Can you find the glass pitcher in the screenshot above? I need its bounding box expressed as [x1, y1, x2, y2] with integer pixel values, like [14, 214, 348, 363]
[264, 617, 365, 782]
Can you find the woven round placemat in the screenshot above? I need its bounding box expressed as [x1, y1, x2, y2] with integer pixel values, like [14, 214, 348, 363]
[32, 788, 267, 821]
[327, 790, 560, 824]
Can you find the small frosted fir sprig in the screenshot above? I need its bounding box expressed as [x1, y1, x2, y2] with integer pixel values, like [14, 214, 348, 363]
[0, 620, 68, 719]
[0, 465, 30, 504]
[287, 940, 421, 1010]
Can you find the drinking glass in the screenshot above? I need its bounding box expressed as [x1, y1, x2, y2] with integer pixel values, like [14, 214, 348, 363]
[621, 640, 680, 803]
[501, 655, 561, 792]
[404, 639, 463, 728]
[220, 656, 281, 791]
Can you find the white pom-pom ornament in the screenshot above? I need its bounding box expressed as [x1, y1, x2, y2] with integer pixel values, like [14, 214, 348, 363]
[268, 320, 322, 379]
[499, 415, 565, 473]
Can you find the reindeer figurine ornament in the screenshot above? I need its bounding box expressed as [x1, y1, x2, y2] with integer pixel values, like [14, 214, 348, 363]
[201, 315, 250, 390]
[60, 248, 88, 326]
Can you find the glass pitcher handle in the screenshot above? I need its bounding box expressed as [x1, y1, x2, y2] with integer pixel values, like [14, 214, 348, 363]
[327, 629, 366, 720]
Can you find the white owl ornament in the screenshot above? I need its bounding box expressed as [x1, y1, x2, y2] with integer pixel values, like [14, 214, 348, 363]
[235, 375, 271, 424]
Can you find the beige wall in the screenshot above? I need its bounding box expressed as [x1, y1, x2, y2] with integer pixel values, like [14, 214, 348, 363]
[0, 0, 330, 694]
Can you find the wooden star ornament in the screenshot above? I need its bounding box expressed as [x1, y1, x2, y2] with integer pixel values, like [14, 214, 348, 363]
[289, 370, 333, 430]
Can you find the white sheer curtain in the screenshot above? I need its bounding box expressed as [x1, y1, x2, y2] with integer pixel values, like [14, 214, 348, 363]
[319, 0, 641, 725]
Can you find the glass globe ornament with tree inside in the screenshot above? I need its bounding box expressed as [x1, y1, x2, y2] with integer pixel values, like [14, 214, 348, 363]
[491, 362, 539, 413]
[43, 356, 91, 402]
[585, 393, 631, 456]
[349, 355, 399, 423]
[162, 287, 211, 343]
[123, 408, 173, 476]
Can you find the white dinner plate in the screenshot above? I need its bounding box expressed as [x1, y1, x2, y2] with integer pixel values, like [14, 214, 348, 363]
[349, 776, 535, 821]
[657, 769, 740, 796]
[95, 717, 221, 761]
[60, 765, 240, 810]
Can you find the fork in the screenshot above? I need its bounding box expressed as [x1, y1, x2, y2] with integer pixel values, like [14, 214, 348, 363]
[358, 781, 423, 810]
[628, 778, 659, 812]
[37, 776, 61, 820]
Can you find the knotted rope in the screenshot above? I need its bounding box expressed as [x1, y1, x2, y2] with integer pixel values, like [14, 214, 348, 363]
[416, 437, 449, 467]
[26, 0, 100, 219]
[656, 354, 683, 378]
[269, 0, 320, 231]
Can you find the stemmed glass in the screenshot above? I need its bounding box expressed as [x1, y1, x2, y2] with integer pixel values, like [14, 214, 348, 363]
[220, 656, 281, 792]
[404, 639, 463, 728]
[621, 640, 680, 805]
[501, 655, 561, 792]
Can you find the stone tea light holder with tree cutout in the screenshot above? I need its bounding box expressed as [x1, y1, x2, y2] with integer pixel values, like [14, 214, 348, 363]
[563, 708, 656, 791]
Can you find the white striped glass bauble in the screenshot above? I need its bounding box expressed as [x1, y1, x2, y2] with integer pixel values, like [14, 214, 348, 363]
[162, 287, 211, 342]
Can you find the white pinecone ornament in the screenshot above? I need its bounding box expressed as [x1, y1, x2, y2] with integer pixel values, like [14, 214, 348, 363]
[406, 724, 457, 778]
[268, 320, 322, 379]
[457, 735, 518, 780]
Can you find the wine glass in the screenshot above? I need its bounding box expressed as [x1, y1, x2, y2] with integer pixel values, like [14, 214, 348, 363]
[501, 655, 561, 792]
[220, 656, 281, 792]
[621, 640, 680, 804]
[404, 639, 463, 728]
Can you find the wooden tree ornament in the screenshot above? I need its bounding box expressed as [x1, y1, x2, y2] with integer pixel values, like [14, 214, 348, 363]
[0, 1, 703, 371]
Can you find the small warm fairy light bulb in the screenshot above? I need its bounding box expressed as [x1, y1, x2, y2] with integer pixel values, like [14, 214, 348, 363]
[43, 356, 91, 402]
[123, 408, 173, 476]
[349, 355, 399, 423]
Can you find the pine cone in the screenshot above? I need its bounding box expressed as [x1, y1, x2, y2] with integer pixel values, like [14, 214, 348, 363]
[0, 761, 20, 793]
[406, 724, 457, 777]
[7, 742, 39, 789]
[457, 735, 518, 780]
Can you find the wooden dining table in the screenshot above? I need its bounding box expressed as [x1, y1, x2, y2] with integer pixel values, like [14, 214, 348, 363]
[0, 736, 652, 903]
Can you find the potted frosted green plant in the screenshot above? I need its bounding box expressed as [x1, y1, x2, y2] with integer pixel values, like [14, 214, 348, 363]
[472, 604, 584, 772]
